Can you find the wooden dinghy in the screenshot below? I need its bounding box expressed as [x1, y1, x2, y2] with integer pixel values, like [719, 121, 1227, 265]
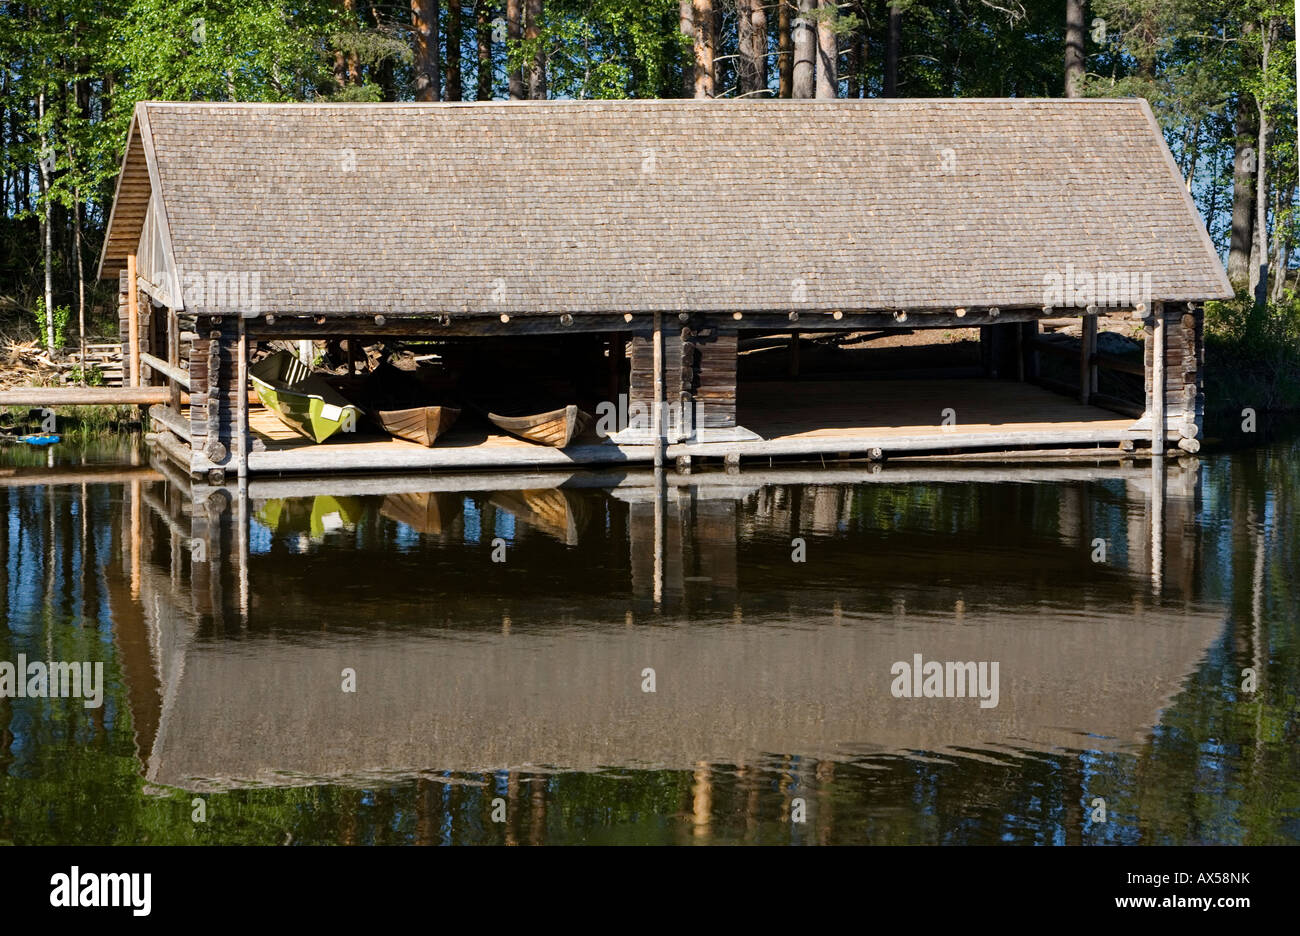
[360, 363, 460, 447]
[249, 351, 363, 444]
[487, 404, 593, 448]
[374, 406, 460, 447]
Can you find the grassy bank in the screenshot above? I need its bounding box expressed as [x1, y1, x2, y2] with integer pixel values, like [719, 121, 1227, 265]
[1, 403, 144, 442]
[1204, 294, 1300, 415]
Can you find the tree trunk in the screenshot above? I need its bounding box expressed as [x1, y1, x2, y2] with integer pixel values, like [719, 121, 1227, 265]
[1251, 19, 1276, 308]
[792, 0, 814, 98]
[411, 0, 441, 101]
[477, 1, 493, 100]
[73, 186, 85, 375]
[526, 0, 546, 98]
[681, 1, 695, 97]
[778, 0, 793, 97]
[751, 0, 768, 94]
[341, 0, 361, 86]
[37, 90, 53, 350]
[1182, 119, 1200, 190]
[693, 0, 715, 98]
[814, 0, 837, 98]
[1227, 93, 1257, 289]
[846, 16, 865, 98]
[1252, 99, 1271, 307]
[447, 0, 463, 100]
[370, 4, 396, 100]
[507, 0, 525, 99]
[1269, 182, 1293, 301]
[884, 3, 900, 96]
[738, 0, 759, 96]
[1064, 0, 1085, 97]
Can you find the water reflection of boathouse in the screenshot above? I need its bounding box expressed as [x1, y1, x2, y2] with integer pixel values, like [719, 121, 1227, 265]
[96, 458, 1222, 792]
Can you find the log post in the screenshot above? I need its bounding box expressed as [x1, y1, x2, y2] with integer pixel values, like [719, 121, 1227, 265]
[1088, 316, 1100, 397]
[1151, 300, 1165, 452]
[237, 317, 249, 480]
[1078, 315, 1096, 404]
[127, 254, 140, 387]
[167, 308, 181, 411]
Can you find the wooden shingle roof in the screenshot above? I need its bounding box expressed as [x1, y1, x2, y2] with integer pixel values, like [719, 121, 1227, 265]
[99, 99, 1232, 315]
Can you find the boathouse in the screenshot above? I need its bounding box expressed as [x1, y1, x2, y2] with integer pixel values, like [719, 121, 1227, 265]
[97, 99, 1232, 480]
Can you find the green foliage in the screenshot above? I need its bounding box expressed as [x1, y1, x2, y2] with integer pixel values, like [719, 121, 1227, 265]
[1205, 290, 1300, 410]
[67, 363, 106, 386]
[516, 0, 684, 99]
[33, 298, 71, 350]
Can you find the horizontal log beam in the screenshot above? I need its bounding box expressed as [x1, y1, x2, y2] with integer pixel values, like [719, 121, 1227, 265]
[145, 428, 197, 477]
[148, 403, 192, 442]
[0, 386, 172, 406]
[240, 307, 1129, 339]
[140, 351, 192, 389]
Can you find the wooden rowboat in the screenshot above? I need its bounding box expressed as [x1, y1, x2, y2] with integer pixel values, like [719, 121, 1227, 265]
[374, 405, 460, 447]
[487, 404, 593, 448]
[249, 351, 362, 444]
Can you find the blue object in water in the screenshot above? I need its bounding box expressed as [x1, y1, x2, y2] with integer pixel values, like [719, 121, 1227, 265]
[19, 434, 60, 446]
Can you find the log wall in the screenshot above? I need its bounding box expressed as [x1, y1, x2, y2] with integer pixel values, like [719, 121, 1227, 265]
[188, 316, 241, 470]
[629, 320, 738, 431]
[1144, 302, 1203, 437]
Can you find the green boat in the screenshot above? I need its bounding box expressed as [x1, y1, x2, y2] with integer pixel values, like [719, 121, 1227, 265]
[249, 350, 363, 444]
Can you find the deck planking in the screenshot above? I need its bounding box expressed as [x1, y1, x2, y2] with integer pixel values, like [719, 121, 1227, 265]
[174, 379, 1158, 475]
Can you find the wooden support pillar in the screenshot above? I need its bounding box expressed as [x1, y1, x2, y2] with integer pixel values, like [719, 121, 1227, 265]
[205, 325, 224, 464]
[1079, 315, 1097, 405]
[788, 331, 800, 377]
[1151, 300, 1165, 451]
[167, 308, 181, 411]
[608, 333, 625, 404]
[1088, 317, 1099, 397]
[126, 254, 140, 387]
[236, 317, 249, 480]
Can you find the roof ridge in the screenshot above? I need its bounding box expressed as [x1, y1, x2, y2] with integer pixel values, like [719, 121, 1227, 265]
[137, 97, 1146, 109]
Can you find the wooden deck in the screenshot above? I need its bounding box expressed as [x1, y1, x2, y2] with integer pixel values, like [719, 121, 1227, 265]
[175, 379, 1160, 476]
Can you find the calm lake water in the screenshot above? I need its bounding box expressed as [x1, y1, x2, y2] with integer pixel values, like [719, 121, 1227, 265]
[1, 428, 1297, 845]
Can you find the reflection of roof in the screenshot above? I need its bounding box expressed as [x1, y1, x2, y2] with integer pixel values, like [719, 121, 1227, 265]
[143, 608, 1222, 791]
[100, 99, 1231, 313]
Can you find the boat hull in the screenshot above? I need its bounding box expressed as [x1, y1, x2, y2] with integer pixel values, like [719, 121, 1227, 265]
[487, 404, 593, 448]
[375, 406, 460, 447]
[250, 352, 363, 444]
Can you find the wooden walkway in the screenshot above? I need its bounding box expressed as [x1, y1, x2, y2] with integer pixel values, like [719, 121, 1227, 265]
[176, 378, 1155, 475]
